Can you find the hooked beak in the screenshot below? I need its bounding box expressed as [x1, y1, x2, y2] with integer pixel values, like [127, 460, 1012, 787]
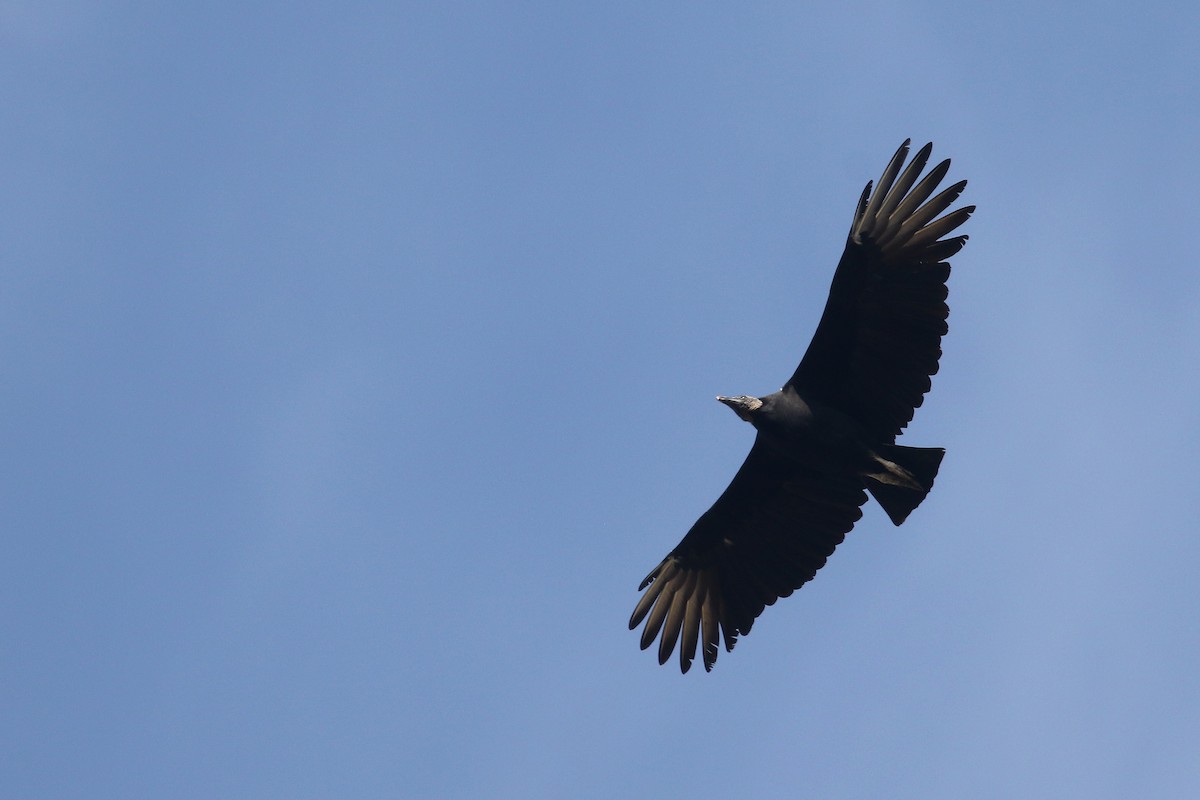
[716, 395, 763, 421]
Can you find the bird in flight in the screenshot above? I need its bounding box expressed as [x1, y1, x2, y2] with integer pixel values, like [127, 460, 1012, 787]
[629, 140, 973, 673]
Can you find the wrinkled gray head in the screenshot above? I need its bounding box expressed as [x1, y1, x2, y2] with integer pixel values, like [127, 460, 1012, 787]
[716, 394, 764, 423]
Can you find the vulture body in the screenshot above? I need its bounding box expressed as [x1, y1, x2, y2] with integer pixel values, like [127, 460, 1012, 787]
[629, 140, 973, 673]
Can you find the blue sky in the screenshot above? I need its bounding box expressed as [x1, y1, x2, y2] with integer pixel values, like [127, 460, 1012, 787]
[3, 3, 1199, 798]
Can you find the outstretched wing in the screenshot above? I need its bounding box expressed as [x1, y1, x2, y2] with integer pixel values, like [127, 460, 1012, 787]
[629, 437, 867, 673]
[787, 140, 974, 441]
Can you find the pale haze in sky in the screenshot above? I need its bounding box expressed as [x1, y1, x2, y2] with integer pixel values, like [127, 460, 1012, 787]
[3, 3, 1199, 798]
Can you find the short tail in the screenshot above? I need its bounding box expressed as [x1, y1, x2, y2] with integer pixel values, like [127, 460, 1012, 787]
[864, 445, 944, 526]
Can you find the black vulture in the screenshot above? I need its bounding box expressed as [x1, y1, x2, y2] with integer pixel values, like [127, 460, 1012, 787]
[629, 140, 973, 673]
